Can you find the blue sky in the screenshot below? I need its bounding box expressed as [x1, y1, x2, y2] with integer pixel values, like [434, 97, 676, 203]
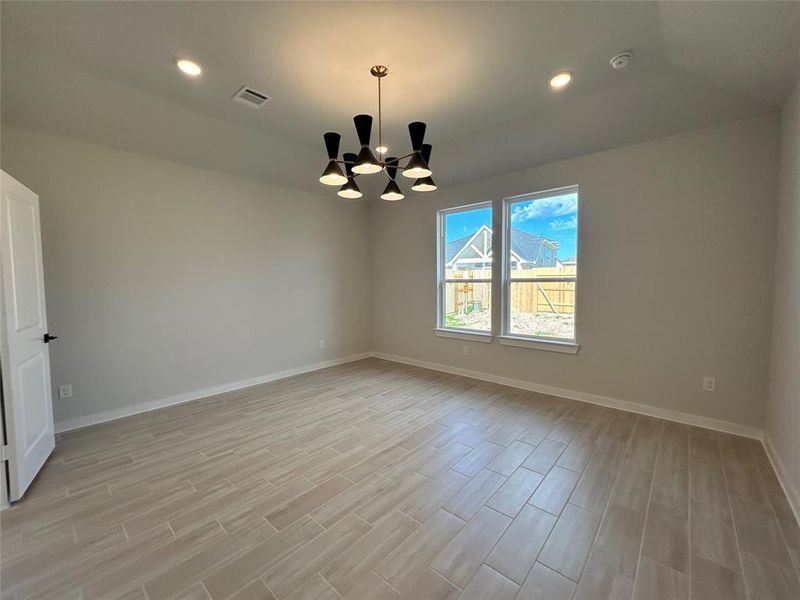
[444, 192, 578, 260]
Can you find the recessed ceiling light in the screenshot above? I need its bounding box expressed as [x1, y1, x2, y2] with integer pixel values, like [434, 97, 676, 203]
[549, 71, 573, 90]
[176, 58, 203, 78]
[375, 145, 389, 154]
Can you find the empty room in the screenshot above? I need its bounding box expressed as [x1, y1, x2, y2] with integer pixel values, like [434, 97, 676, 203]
[1, 1, 799, 599]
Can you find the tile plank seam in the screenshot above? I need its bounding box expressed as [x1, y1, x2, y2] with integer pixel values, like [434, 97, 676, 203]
[2, 359, 797, 600]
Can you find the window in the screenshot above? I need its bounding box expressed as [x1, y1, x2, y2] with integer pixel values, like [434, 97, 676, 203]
[436, 203, 493, 337]
[435, 188, 578, 351]
[501, 186, 578, 348]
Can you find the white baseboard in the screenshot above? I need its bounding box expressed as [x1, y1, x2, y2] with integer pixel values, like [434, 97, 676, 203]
[55, 350, 762, 439]
[370, 351, 763, 440]
[762, 433, 800, 525]
[52, 348, 798, 529]
[54, 352, 372, 433]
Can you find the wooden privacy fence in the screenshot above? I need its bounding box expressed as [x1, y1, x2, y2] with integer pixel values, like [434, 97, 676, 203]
[445, 280, 492, 316]
[445, 266, 576, 315]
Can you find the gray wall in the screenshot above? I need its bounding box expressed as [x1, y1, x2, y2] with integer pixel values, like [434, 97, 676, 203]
[0, 113, 785, 436]
[371, 114, 780, 428]
[767, 81, 800, 501]
[1, 126, 372, 427]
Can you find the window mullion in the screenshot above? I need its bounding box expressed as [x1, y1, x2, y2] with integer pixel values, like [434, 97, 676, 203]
[508, 277, 576, 283]
[443, 279, 493, 284]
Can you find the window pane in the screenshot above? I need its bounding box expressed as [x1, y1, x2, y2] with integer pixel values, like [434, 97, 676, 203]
[444, 206, 493, 279]
[509, 281, 575, 340]
[439, 204, 493, 332]
[443, 281, 491, 331]
[509, 191, 577, 276]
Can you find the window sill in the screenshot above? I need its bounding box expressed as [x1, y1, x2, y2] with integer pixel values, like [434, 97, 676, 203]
[434, 328, 493, 343]
[498, 336, 580, 354]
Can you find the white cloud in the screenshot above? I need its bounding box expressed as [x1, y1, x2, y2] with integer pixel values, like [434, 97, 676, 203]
[511, 194, 577, 223]
[548, 215, 578, 230]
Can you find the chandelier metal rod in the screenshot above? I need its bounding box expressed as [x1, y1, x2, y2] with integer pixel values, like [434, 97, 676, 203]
[334, 152, 414, 167]
[348, 169, 394, 181]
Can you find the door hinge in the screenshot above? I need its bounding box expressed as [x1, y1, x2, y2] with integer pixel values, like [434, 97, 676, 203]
[0, 445, 10, 461]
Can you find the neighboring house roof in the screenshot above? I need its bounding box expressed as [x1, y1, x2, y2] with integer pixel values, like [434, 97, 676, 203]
[510, 229, 556, 265]
[444, 225, 494, 267]
[445, 233, 477, 264]
[445, 226, 558, 265]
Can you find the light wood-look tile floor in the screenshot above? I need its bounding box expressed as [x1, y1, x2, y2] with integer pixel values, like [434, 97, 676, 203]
[2, 358, 799, 600]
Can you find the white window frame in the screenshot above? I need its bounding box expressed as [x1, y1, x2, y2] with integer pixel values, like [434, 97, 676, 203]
[435, 201, 493, 342]
[500, 185, 580, 353]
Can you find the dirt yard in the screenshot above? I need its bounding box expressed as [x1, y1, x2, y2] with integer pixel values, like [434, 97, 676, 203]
[451, 310, 575, 339]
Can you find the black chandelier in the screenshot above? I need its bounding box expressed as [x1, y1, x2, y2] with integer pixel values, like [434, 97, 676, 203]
[319, 65, 437, 201]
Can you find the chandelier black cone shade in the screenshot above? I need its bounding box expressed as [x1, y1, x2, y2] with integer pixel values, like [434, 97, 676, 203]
[381, 157, 404, 201]
[319, 66, 437, 200]
[402, 122, 432, 179]
[352, 115, 382, 174]
[338, 152, 362, 199]
[412, 144, 437, 192]
[319, 132, 347, 186]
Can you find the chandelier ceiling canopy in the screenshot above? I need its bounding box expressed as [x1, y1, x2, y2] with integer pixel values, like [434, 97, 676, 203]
[318, 65, 437, 201]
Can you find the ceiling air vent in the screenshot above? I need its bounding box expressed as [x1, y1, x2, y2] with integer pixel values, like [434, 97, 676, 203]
[232, 86, 271, 108]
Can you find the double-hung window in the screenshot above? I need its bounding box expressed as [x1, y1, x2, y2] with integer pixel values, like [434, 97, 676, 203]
[501, 186, 579, 351]
[435, 187, 579, 351]
[436, 202, 493, 338]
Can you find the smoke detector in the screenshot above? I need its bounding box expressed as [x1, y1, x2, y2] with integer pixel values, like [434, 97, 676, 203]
[232, 86, 271, 108]
[610, 51, 633, 70]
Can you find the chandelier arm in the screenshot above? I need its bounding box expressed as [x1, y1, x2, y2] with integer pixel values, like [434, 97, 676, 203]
[336, 151, 412, 166]
[378, 76, 382, 155]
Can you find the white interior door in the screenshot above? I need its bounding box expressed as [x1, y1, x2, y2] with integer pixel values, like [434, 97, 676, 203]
[0, 171, 55, 501]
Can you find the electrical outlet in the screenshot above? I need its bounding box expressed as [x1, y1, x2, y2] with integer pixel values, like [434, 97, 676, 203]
[702, 376, 716, 392]
[319, 340, 326, 349]
[58, 384, 72, 399]
[462, 345, 469, 355]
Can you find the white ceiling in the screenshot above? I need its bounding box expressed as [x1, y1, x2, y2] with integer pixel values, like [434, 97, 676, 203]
[2, 1, 799, 196]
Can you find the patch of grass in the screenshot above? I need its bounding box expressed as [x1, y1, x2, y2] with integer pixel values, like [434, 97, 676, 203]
[445, 314, 466, 327]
